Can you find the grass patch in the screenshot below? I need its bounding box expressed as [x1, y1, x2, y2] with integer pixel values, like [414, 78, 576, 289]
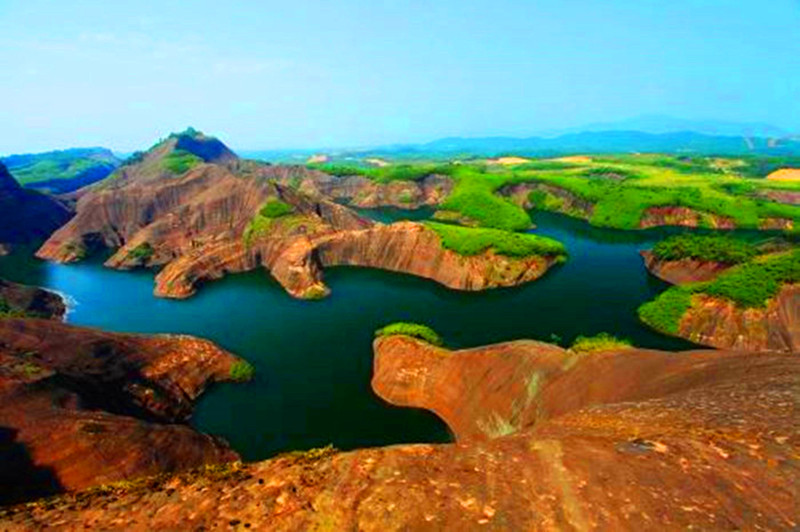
[243, 199, 297, 245]
[127, 242, 154, 261]
[375, 322, 444, 346]
[425, 221, 566, 258]
[229, 360, 255, 382]
[259, 199, 294, 218]
[311, 163, 452, 184]
[638, 287, 695, 334]
[651, 234, 757, 265]
[161, 149, 203, 174]
[700, 249, 800, 307]
[439, 168, 532, 230]
[570, 332, 632, 353]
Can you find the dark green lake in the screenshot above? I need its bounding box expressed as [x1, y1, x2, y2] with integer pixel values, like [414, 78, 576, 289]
[1, 210, 764, 461]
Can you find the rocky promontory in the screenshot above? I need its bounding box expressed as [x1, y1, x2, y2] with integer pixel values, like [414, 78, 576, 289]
[0, 279, 66, 320]
[640, 236, 799, 353]
[640, 250, 732, 284]
[0, 316, 245, 502]
[3, 334, 798, 529]
[37, 131, 563, 300]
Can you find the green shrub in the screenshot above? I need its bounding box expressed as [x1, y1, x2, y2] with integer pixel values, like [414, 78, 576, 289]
[229, 361, 255, 382]
[651, 235, 757, 265]
[259, 199, 294, 218]
[638, 287, 695, 334]
[375, 322, 444, 346]
[570, 333, 632, 352]
[424, 221, 567, 258]
[127, 242, 154, 261]
[439, 168, 532, 231]
[311, 163, 452, 184]
[161, 149, 203, 174]
[700, 250, 800, 307]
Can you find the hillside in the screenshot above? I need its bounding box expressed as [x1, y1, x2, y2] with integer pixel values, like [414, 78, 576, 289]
[0, 162, 72, 251]
[2, 147, 120, 193]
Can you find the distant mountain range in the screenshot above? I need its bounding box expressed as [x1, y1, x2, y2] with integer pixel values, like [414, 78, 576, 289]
[540, 115, 791, 138]
[243, 116, 800, 162]
[1, 147, 121, 194]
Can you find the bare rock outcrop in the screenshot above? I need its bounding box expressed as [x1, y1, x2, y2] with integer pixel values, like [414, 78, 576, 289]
[640, 250, 732, 284]
[676, 285, 800, 353]
[4, 337, 799, 530]
[0, 318, 242, 500]
[639, 206, 736, 229]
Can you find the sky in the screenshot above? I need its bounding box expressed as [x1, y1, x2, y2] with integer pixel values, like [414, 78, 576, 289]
[1, 0, 799, 153]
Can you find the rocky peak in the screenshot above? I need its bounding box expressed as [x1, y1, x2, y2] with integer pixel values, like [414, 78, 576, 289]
[0, 162, 21, 192]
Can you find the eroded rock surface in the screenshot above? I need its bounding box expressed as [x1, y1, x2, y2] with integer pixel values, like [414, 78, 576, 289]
[640, 250, 732, 285]
[677, 285, 800, 353]
[3, 337, 798, 530]
[639, 206, 735, 229]
[0, 319, 241, 501]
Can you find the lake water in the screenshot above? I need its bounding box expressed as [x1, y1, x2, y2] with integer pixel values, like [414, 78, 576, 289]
[1, 210, 762, 461]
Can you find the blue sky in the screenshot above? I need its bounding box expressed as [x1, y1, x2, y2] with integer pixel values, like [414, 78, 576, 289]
[1, 0, 799, 153]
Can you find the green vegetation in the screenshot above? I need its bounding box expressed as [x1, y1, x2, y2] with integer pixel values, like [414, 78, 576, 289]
[570, 332, 633, 353]
[311, 162, 452, 183]
[639, 249, 800, 333]
[508, 154, 800, 230]
[0, 298, 33, 319]
[259, 199, 294, 218]
[375, 322, 444, 346]
[127, 242, 154, 261]
[638, 288, 695, 334]
[425, 221, 566, 258]
[651, 234, 757, 265]
[700, 250, 800, 307]
[161, 149, 203, 174]
[439, 167, 532, 230]
[2, 148, 120, 192]
[243, 199, 298, 245]
[229, 360, 255, 382]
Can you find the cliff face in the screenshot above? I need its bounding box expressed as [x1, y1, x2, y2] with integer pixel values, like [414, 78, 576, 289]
[500, 182, 595, 219]
[0, 279, 66, 320]
[640, 250, 732, 284]
[641, 248, 799, 353]
[5, 338, 798, 530]
[639, 206, 735, 229]
[0, 162, 72, 249]
[677, 285, 800, 353]
[280, 172, 453, 210]
[0, 318, 242, 500]
[154, 221, 559, 300]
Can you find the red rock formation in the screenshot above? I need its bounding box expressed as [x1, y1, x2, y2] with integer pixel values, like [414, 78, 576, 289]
[500, 182, 594, 218]
[4, 338, 799, 530]
[676, 286, 800, 353]
[37, 142, 557, 300]
[759, 217, 795, 231]
[0, 279, 66, 320]
[280, 172, 453, 210]
[762, 189, 800, 205]
[639, 206, 735, 229]
[154, 222, 560, 300]
[0, 162, 72, 249]
[640, 250, 732, 284]
[0, 319, 242, 498]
